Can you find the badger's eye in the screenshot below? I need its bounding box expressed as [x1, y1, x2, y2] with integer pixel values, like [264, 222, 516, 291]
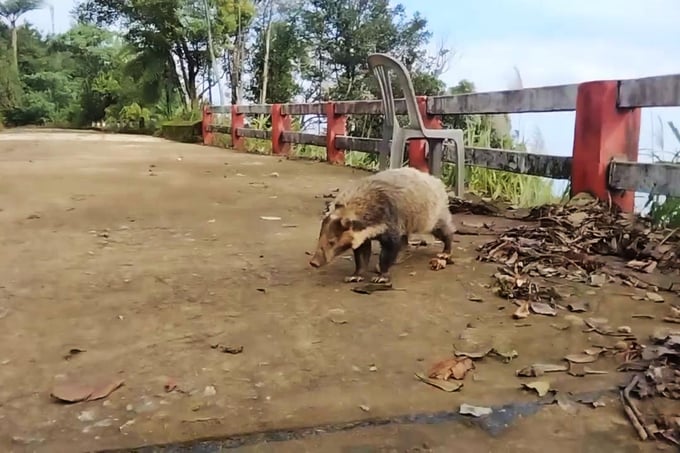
[328, 239, 337, 246]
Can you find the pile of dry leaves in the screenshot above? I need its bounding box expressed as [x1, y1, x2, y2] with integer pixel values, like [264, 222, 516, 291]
[617, 326, 680, 446]
[476, 194, 679, 300]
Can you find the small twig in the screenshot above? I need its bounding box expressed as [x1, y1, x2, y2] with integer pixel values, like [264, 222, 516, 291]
[582, 319, 632, 338]
[658, 227, 679, 246]
[621, 375, 653, 440]
[455, 228, 499, 236]
[632, 314, 655, 319]
[663, 317, 680, 324]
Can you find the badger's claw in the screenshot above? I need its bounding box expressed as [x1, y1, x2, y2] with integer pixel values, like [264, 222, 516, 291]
[429, 257, 447, 271]
[436, 253, 454, 264]
[370, 274, 391, 284]
[344, 275, 364, 283]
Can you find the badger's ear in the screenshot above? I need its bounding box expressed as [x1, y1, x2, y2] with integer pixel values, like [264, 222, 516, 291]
[340, 217, 364, 231]
[350, 220, 365, 231]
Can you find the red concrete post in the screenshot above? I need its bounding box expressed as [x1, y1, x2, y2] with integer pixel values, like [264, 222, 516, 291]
[202, 105, 214, 146]
[271, 104, 292, 156]
[408, 96, 441, 173]
[571, 81, 641, 212]
[325, 102, 347, 165]
[230, 104, 245, 151]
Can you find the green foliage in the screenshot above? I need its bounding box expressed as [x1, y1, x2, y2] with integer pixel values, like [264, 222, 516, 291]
[3, 90, 54, 125]
[0, 53, 21, 109]
[248, 21, 302, 103]
[0, 0, 44, 70]
[160, 120, 202, 143]
[106, 102, 151, 127]
[0, 0, 43, 21]
[645, 120, 680, 227]
[77, 0, 256, 108]
[295, 0, 431, 102]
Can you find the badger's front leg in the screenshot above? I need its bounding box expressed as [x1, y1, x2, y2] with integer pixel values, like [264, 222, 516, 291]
[372, 232, 401, 284]
[344, 240, 372, 283]
[429, 215, 456, 270]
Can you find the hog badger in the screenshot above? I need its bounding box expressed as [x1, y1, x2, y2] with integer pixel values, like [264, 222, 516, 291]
[309, 167, 456, 283]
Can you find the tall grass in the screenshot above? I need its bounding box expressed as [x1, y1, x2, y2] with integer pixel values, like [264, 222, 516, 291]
[644, 118, 680, 227]
[441, 114, 558, 207]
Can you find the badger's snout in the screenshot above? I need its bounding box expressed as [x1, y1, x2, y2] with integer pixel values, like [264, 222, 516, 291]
[309, 250, 327, 268]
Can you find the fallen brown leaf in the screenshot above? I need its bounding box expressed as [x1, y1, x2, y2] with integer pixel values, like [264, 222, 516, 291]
[88, 379, 124, 401]
[513, 301, 530, 319]
[646, 292, 665, 303]
[516, 363, 567, 377]
[210, 344, 244, 354]
[459, 403, 493, 417]
[530, 302, 557, 316]
[327, 308, 348, 324]
[50, 382, 93, 403]
[428, 357, 474, 381]
[522, 381, 551, 397]
[51, 377, 124, 403]
[63, 348, 86, 361]
[415, 373, 463, 392]
[453, 347, 493, 359]
[567, 302, 588, 313]
[565, 353, 598, 364]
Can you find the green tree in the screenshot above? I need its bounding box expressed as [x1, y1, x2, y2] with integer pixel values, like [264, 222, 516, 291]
[0, 23, 21, 113]
[49, 23, 126, 124]
[294, 0, 431, 103]
[78, 0, 255, 109]
[0, 0, 43, 72]
[248, 20, 302, 104]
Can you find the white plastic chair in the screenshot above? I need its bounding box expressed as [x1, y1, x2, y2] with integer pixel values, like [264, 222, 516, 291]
[367, 53, 465, 197]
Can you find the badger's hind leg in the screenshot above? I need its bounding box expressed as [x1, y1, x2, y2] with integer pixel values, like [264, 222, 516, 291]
[345, 240, 372, 283]
[429, 214, 456, 270]
[396, 234, 412, 263]
[374, 235, 409, 273]
[372, 232, 401, 284]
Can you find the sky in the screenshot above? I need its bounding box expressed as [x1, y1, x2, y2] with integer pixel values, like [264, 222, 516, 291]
[20, 0, 680, 181]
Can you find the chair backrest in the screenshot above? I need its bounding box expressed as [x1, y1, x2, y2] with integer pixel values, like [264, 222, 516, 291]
[367, 53, 426, 133]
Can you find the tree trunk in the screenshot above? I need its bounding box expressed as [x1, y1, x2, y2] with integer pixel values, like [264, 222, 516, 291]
[259, 0, 273, 105]
[228, 41, 244, 105]
[187, 69, 198, 110]
[10, 21, 18, 72]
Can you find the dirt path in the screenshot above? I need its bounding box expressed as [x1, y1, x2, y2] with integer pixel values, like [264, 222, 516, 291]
[0, 129, 675, 452]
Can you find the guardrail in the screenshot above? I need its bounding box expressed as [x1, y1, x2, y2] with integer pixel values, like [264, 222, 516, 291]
[201, 74, 680, 212]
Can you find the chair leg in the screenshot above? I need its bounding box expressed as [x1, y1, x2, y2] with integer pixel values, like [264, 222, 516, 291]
[388, 129, 406, 169]
[389, 140, 404, 169]
[378, 138, 390, 170]
[428, 139, 443, 177]
[453, 131, 465, 197]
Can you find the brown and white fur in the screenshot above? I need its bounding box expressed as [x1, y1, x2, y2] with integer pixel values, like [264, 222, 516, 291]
[308, 167, 456, 283]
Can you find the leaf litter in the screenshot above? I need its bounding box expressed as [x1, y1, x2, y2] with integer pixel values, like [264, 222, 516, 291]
[616, 331, 680, 446]
[454, 194, 680, 444]
[475, 193, 679, 302]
